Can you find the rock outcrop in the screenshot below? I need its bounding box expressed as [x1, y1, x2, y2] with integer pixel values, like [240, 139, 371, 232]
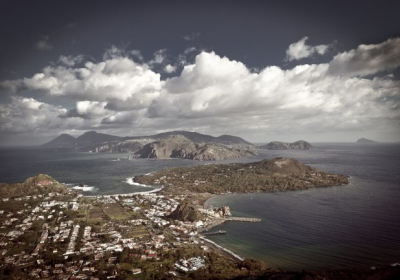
[212, 206, 232, 218]
[167, 201, 205, 222]
[259, 140, 313, 150]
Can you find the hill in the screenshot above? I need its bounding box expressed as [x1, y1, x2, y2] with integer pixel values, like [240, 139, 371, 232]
[0, 174, 74, 198]
[258, 140, 313, 150]
[140, 131, 253, 145]
[41, 134, 76, 149]
[135, 135, 257, 160]
[357, 138, 378, 144]
[167, 200, 205, 222]
[135, 157, 349, 194]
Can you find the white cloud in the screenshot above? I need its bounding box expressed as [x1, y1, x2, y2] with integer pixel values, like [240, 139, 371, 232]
[149, 49, 167, 65]
[0, 97, 80, 133]
[184, 47, 197, 54]
[164, 64, 177, 73]
[1, 39, 400, 143]
[35, 35, 53, 51]
[183, 32, 200, 41]
[286, 37, 330, 61]
[19, 54, 162, 106]
[58, 55, 84, 66]
[328, 37, 400, 77]
[130, 50, 144, 61]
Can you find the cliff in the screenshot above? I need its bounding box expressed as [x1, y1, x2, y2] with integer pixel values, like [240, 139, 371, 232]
[135, 135, 257, 160]
[258, 140, 313, 150]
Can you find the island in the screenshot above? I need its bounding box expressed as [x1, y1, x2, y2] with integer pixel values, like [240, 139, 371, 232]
[135, 135, 256, 160]
[41, 130, 257, 161]
[258, 140, 313, 150]
[1, 161, 399, 279]
[357, 138, 378, 144]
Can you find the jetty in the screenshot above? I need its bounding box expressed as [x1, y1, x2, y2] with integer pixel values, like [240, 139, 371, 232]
[225, 217, 261, 222]
[203, 230, 227, 236]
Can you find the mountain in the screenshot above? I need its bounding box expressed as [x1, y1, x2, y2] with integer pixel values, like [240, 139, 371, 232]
[76, 131, 121, 147]
[258, 140, 313, 150]
[0, 174, 73, 198]
[135, 135, 257, 160]
[357, 138, 378, 144]
[41, 131, 122, 151]
[41, 134, 76, 149]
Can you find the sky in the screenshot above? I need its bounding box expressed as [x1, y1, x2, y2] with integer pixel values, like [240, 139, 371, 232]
[0, 0, 400, 145]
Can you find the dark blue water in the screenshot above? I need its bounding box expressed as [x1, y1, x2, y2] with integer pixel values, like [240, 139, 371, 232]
[1, 144, 399, 269]
[206, 143, 400, 269]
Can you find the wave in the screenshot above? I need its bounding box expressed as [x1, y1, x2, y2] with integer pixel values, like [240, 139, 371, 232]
[72, 185, 98, 192]
[125, 177, 150, 187]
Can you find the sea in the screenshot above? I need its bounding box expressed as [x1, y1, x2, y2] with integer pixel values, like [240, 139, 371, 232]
[1, 143, 399, 269]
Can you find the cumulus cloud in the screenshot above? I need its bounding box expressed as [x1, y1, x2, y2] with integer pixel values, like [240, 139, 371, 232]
[286, 37, 330, 61]
[58, 55, 85, 66]
[60, 101, 108, 119]
[328, 37, 400, 77]
[164, 64, 177, 73]
[35, 35, 53, 51]
[0, 96, 79, 133]
[16, 55, 162, 106]
[1, 39, 400, 143]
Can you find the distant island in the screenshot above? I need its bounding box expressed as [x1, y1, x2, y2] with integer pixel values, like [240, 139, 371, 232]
[41, 130, 257, 161]
[357, 138, 378, 144]
[135, 135, 256, 161]
[258, 140, 313, 150]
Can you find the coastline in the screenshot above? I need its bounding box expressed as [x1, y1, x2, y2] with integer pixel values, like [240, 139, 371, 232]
[199, 236, 244, 262]
[82, 186, 164, 198]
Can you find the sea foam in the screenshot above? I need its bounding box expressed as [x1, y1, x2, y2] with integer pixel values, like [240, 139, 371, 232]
[72, 185, 98, 192]
[125, 177, 149, 187]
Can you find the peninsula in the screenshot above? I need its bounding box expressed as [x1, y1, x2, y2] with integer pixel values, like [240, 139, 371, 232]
[134, 157, 348, 195]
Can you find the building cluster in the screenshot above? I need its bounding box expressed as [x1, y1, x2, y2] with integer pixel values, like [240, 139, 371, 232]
[0, 190, 219, 278]
[175, 256, 206, 272]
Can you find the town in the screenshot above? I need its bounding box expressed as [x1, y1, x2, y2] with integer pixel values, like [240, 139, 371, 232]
[0, 179, 263, 279]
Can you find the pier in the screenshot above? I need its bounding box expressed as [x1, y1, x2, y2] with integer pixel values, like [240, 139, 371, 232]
[225, 217, 261, 222]
[203, 230, 227, 236]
